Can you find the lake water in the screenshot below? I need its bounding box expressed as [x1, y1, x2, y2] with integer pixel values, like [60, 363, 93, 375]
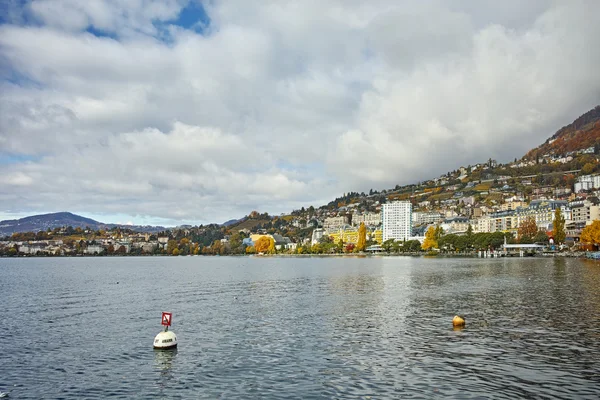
[1, 256, 599, 399]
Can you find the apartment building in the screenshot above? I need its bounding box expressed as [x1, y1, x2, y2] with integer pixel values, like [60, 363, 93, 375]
[382, 201, 412, 241]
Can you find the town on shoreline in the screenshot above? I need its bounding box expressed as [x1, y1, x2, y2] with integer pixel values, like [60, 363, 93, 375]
[3, 142, 600, 258]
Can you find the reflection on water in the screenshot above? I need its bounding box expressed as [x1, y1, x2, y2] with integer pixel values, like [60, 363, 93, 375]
[1, 256, 599, 399]
[154, 349, 177, 394]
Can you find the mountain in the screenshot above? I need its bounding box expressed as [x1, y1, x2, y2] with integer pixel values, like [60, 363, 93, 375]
[0, 212, 166, 236]
[221, 218, 244, 226]
[0, 212, 100, 235]
[525, 106, 600, 160]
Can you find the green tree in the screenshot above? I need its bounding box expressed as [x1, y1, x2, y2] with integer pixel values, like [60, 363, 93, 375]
[466, 224, 473, 237]
[552, 207, 566, 244]
[382, 239, 395, 253]
[582, 162, 596, 175]
[167, 240, 178, 255]
[434, 225, 445, 241]
[406, 240, 422, 252]
[229, 232, 244, 254]
[534, 230, 549, 244]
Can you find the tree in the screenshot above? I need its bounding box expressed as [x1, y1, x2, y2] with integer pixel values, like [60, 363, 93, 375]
[582, 162, 596, 175]
[267, 237, 276, 254]
[356, 222, 367, 251]
[382, 239, 395, 253]
[466, 224, 473, 237]
[254, 236, 271, 253]
[167, 240, 178, 255]
[406, 240, 422, 252]
[422, 226, 438, 250]
[172, 248, 180, 256]
[553, 207, 566, 244]
[434, 225, 444, 240]
[211, 239, 223, 255]
[311, 243, 322, 254]
[518, 217, 538, 243]
[580, 221, 600, 248]
[229, 232, 244, 254]
[534, 230, 549, 244]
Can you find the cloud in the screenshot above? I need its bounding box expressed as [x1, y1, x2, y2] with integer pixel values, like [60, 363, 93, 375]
[27, 0, 188, 36]
[0, 0, 599, 224]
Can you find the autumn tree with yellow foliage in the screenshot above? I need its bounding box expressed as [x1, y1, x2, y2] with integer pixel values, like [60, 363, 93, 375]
[356, 222, 367, 252]
[580, 221, 600, 248]
[254, 236, 271, 253]
[422, 226, 437, 250]
[267, 237, 276, 254]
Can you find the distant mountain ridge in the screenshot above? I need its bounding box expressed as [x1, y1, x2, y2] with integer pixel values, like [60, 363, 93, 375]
[525, 106, 600, 159]
[0, 212, 165, 236]
[221, 218, 244, 226]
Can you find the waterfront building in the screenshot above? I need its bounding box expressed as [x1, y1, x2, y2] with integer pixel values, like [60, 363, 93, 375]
[412, 211, 443, 226]
[514, 200, 570, 231]
[473, 216, 492, 233]
[382, 201, 412, 242]
[574, 175, 600, 193]
[570, 199, 600, 225]
[84, 244, 105, 254]
[311, 228, 325, 245]
[323, 215, 350, 232]
[329, 228, 383, 245]
[352, 212, 381, 227]
[328, 228, 358, 245]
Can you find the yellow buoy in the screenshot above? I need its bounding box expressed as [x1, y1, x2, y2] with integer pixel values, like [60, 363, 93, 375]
[453, 315, 465, 327]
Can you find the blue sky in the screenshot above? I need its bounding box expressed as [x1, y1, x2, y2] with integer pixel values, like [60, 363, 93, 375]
[1, 0, 599, 226]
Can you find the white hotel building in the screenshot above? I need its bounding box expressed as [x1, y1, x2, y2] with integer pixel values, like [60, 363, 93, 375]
[382, 201, 412, 241]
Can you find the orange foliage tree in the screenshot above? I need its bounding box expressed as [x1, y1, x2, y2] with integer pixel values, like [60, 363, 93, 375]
[254, 236, 271, 253]
[580, 221, 600, 248]
[518, 217, 538, 243]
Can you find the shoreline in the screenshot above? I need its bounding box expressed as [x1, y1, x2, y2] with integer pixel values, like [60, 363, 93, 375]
[1, 252, 594, 259]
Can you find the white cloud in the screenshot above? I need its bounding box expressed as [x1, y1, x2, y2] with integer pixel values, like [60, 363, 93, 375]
[0, 0, 599, 224]
[28, 0, 187, 36]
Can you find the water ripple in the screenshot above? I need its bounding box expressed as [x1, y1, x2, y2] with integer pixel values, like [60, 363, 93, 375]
[0, 257, 599, 398]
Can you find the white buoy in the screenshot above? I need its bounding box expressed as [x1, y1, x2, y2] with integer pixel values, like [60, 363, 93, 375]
[154, 312, 177, 350]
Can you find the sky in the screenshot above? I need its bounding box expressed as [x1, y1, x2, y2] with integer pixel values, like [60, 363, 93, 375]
[1, 0, 599, 226]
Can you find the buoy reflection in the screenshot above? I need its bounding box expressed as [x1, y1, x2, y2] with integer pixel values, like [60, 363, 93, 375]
[155, 348, 177, 368]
